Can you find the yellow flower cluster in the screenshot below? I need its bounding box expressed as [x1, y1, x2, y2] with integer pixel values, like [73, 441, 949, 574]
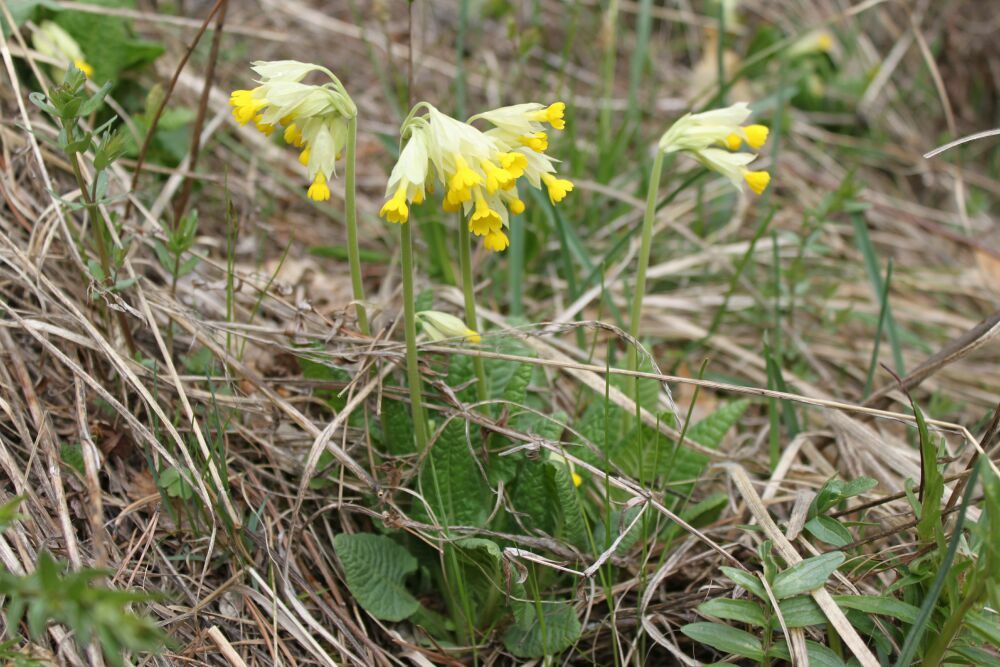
[379, 102, 573, 252]
[230, 60, 357, 201]
[659, 102, 771, 195]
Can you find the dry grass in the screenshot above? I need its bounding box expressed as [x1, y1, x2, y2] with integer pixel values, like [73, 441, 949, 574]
[0, 0, 998, 664]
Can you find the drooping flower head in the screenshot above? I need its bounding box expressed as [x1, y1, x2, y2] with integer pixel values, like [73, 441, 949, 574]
[32, 21, 93, 78]
[659, 102, 770, 194]
[379, 101, 572, 252]
[230, 60, 357, 201]
[416, 310, 481, 344]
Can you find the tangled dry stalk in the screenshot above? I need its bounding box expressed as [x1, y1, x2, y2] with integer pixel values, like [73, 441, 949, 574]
[1, 1, 998, 665]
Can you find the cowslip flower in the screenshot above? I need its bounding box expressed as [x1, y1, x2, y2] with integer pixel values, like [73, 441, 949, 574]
[789, 29, 836, 58]
[230, 60, 357, 201]
[32, 21, 93, 78]
[379, 101, 572, 252]
[417, 310, 481, 344]
[658, 102, 770, 194]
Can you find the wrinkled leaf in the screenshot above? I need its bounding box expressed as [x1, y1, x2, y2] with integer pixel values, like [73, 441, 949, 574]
[333, 533, 418, 622]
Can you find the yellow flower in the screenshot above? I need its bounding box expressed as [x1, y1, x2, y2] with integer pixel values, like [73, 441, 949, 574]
[73, 59, 93, 78]
[449, 154, 481, 201]
[694, 148, 770, 195]
[532, 102, 566, 130]
[469, 189, 503, 236]
[483, 230, 510, 253]
[660, 102, 752, 153]
[283, 123, 304, 147]
[380, 183, 409, 223]
[481, 159, 514, 193]
[231, 60, 357, 200]
[501, 152, 527, 178]
[660, 103, 771, 195]
[571, 472, 583, 487]
[307, 173, 330, 201]
[379, 102, 572, 250]
[519, 131, 549, 152]
[542, 173, 573, 204]
[744, 170, 770, 195]
[789, 29, 836, 58]
[253, 115, 275, 136]
[743, 124, 769, 150]
[722, 124, 768, 151]
[417, 311, 481, 343]
[230, 88, 267, 125]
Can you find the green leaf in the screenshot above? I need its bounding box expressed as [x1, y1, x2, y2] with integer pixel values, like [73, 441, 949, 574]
[805, 515, 853, 547]
[548, 458, 588, 548]
[511, 457, 557, 534]
[681, 622, 764, 661]
[769, 640, 846, 667]
[842, 476, 878, 498]
[157, 467, 193, 500]
[421, 418, 489, 527]
[697, 598, 767, 626]
[60, 443, 85, 476]
[503, 601, 582, 658]
[770, 551, 844, 599]
[380, 399, 414, 455]
[720, 566, 766, 600]
[913, 402, 943, 544]
[1, 0, 54, 37]
[686, 399, 750, 448]
[333, 533, 419, 622]
[54, 0, 163, 82]
[502, 362, 533, 406]
[832, 595, 919, 624]
[777, 596, 826, 628]
[0, 496, 26, 531]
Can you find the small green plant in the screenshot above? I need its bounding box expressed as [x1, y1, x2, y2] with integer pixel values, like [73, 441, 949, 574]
[30, 66, 135, 350]
[0, 498, 166, 665]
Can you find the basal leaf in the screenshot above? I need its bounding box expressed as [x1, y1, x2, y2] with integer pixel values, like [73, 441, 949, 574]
[381, 399, 414, 455]
[503, 601, 582, 658]
[548, 458, 589, 548]
[333, 533, 419, 622]
[421, 418, 489, 527]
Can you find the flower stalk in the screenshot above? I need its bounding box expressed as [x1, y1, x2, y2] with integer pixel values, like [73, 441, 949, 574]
[458, 217, 488, 402]
[344, 116, 369, 334]
[625, 149, 663, 403]
[400, 221, 430, 450]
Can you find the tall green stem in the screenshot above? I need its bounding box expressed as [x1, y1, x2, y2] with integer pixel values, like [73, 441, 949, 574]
[345, 116, 369, 335]
[626, 150, 664, 403]
[400, 221, 429, 450]
[458, 218, 488, 403]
